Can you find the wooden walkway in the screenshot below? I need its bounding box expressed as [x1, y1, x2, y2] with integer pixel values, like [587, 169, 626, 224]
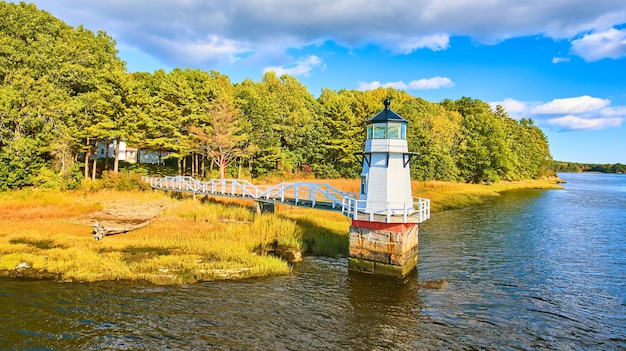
[143, 176, 430, 224]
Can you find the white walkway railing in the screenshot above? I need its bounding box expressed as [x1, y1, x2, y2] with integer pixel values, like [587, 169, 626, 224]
[142, 176, 430, 224]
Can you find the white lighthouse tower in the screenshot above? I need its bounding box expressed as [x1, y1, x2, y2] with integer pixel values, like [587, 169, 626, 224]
[346, 98, 430, 277]
[359, 98, 414, 215]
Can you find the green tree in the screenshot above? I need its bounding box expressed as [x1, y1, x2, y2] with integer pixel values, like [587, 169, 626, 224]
[90, 69, 150, 173]
[150, 69, 202, 175]
[446, 97, 512, 183]
[235, 73, 327, 177]
[0, 2, 122, 188]
[317, 89, 361, 177]
[234, 79, 282, 176]
[398, 97, 461, 181]
[261, 72, 327, 176]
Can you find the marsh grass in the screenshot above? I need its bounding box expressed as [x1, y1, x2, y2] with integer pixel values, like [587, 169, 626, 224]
[413, 179, 562, 212]
[0, 189, 101, 220]
[0, 178, 560, 284]
[0, 189, 295, 284]
[275, 205, 350, 257]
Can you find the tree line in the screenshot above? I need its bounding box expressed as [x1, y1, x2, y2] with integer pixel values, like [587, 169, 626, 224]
[0, 2, 554, 189]
[551, 161, 625, 174]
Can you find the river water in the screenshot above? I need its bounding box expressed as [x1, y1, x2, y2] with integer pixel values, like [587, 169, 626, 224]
[1, 173, 625, 350]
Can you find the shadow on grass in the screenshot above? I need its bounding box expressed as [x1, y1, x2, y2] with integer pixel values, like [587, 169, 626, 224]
[162, 194, 348, 257]
[283, 216, 348, 257]
[100, 246, 173, 264]
[9, 238, 67, 250]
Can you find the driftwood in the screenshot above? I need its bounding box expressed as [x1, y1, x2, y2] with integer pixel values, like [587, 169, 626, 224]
[93, 219, 156, 240]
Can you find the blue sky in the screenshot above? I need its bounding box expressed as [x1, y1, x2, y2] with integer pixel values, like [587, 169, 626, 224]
[20, 1, 626, 164]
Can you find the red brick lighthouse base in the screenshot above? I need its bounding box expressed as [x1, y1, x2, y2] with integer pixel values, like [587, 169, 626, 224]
[348, 220, 419, 277]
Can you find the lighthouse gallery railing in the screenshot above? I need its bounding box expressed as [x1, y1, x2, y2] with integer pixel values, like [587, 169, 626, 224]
[340, 197, 430, 223]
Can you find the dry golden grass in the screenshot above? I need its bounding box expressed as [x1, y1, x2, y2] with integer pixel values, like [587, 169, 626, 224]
[0, 178, 561, 284]
[412, 179, 562, 212]
[0, 189, 101, 220]
[0, 189, 293, 284]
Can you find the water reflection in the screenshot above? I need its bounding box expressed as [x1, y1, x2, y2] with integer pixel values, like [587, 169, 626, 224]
[347, 270, 424, 350]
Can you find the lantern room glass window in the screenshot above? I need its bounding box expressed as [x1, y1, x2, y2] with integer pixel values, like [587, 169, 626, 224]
[387, 123, 400, 139]
[366, 122, 406, 140]
[373, 123, 387, 139]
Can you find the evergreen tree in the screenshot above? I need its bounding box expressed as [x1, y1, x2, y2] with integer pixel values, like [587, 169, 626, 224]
[234, 79, 282, 176]
[317, 89, 361, 178]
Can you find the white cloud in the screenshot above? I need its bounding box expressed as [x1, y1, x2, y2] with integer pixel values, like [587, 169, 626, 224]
[358, 77, 454, 91]
[379, 81, 407, 90]
[22, 0, 626, 67]
[571, 27, 626, 61]
[552, 56, 570, 64]
[154, 35, 250, 65]
[263, 55, 322, 77]
[490, 98, 528, 115]
[600, 106, 626, 117]
[548, 115, 623, 131]
[391, 34, 450, 54]
[408, 77, 455, 89]
[357, 81, 382, 91]
[492, 95, 626, 131]
[531, 95, 611, 114]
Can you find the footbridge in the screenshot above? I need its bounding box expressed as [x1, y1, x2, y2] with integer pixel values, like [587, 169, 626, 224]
[142, 176, 430, 224]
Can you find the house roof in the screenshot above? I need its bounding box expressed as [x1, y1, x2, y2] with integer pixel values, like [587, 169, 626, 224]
[366, 98, 408, 124]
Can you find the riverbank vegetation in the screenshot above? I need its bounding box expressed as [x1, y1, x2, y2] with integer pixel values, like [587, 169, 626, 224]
[1, 2, 554, 192]
[551, 161, 625, 174]
[0, 178, 561, 284]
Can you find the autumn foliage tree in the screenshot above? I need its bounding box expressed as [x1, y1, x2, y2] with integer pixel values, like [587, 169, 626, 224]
[190, 99, 249, 179]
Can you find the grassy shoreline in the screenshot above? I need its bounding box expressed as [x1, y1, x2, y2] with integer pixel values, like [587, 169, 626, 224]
[0, 179, 562, 284]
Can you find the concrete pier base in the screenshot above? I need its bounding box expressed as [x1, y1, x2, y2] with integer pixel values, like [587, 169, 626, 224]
[348, 220, 419, 277]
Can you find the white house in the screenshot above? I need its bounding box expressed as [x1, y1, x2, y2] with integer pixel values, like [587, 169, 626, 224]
[95, 141, 166, 165]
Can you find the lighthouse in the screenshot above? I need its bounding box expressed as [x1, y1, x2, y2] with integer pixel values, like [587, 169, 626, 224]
[345, 98, 430, 277]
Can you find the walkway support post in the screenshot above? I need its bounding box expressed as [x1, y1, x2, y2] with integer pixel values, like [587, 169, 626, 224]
[253, 201, 275, 214]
